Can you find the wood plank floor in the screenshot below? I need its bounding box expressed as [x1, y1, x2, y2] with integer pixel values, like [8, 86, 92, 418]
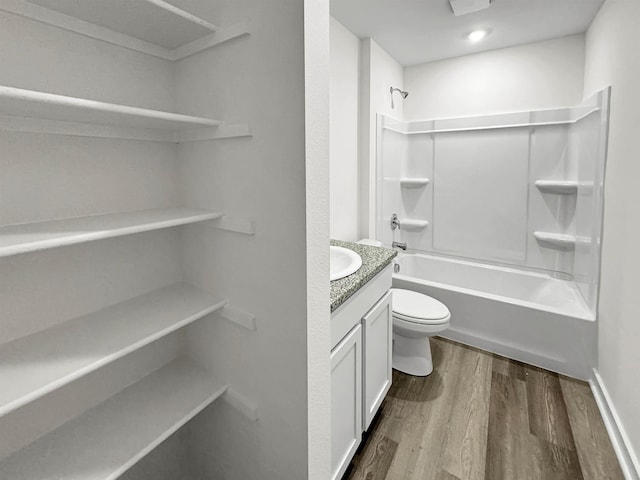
[345, 337, 623, 480]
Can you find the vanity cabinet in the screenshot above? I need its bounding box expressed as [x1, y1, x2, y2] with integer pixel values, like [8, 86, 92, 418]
[362, 291, 393, 430]
[330, 264, 393, 480]
[330, 324, 362, 480]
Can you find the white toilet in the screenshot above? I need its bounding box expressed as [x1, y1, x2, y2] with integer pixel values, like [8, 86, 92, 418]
[391, 288, 450, 376]
[355, 239, 451, 376]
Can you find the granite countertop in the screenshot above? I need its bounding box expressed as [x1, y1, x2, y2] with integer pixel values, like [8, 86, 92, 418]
[330, 240, 398, 312]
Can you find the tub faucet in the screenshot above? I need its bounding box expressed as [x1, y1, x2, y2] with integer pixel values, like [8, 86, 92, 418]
[392, 241, 407, 250]
[390, 213, 400, 230]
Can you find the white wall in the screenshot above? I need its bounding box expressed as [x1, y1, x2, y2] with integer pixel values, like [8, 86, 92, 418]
[173, 0, 329, 479]
[404, 35, 586, 120]
[359, 39, 404, 238]
[330, 18, 360, 241]
[305, 1, 331, 478]
[584, 0, 640, 475]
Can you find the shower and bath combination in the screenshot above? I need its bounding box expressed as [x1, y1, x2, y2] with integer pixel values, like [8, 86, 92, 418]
[390, 86, 409, 109]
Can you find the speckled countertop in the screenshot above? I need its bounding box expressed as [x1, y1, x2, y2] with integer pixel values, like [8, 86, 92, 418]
[330, 240, 397, 312]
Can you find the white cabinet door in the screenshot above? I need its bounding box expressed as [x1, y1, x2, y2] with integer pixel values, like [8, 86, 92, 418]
[362, 291, 392, 430]
[330, 324, 362, 480]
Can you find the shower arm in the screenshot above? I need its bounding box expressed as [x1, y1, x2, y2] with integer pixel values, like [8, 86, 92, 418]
[390, 87, 409, 109]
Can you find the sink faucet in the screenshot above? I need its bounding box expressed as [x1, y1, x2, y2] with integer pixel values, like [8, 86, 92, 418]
[392, 241, 407, 250]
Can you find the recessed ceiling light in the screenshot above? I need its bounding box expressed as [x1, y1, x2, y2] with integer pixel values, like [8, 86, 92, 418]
[467, 29, 489, 42]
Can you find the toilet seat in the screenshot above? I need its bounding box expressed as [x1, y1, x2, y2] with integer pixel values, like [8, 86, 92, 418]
[391, 288, 450, 325]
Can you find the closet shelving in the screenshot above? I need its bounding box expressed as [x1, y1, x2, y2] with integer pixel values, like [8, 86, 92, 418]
[0, 357, 227, 480]
[0, 0, 256, 475]
[0, 0, 249, 61]
[25, 0, 218, 49]
[0, 85, 252, 143]
[0, 86, 222, 130]
[0, 208, 223, 257]
[534, 180, 578, 195]
[0, 283, 226, 417]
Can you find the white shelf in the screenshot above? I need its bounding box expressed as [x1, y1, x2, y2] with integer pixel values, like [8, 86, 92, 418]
[535, 180, 578, 195]
[401, 219, 429, 231]
[533, 232, 576, 250]
[25, 0, 217, 50]
[0, 207, 223, 257]
[0, 283, 226, 417]
[1, 1, 249, 62]
[0, 86, 222, 130]
[400, 178, 430, 188]
[381, 104, 599, 135]
[0, 357, 227, 480]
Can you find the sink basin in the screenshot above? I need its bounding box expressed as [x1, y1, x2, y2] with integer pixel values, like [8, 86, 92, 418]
[330, 246, 362, 281]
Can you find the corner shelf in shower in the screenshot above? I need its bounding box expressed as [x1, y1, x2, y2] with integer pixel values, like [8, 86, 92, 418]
[535, 180, 578, 195]
[533, 232, 576, 250]
[0, 283, 226, 418]
[1, 0, 250, 61]
[0, 357, 227, 480]
[400, 219, 429, 231]
[0, 207, 223, 257]
[399, 178, 430, 188]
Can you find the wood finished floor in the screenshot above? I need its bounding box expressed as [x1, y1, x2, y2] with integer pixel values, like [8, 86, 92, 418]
[345, 337, 623, 480]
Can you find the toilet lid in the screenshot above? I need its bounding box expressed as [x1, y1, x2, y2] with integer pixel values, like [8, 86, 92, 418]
[391, 288, 450, 322]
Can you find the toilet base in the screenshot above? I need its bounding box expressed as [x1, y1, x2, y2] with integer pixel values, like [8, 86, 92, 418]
[392, 334, 433, 376]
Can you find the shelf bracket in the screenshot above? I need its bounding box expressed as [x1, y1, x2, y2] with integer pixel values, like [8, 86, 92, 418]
[170, 21, 250, 61]
[175, 123, 252, 143]
[212, 216, 256, 235]
[218, 305, 257, 331]
[223, 387, 258, 421]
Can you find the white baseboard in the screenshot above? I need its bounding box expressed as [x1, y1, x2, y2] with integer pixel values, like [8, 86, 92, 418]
[590, 369, 640, 480]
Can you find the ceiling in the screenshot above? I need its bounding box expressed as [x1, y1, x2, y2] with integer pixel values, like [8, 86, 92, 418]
[330, 0, 603, 66]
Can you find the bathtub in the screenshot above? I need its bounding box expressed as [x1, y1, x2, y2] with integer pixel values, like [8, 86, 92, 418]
[392, 253, 597, 379]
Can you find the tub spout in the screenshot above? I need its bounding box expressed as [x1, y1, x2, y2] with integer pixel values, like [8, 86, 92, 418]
[392, 241, 407, 250]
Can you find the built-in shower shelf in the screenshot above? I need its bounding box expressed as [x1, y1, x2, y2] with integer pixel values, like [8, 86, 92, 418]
[400, 178, 430, 188]
[401, 219, 429, 231]
[0, 207, 223, 257]
[533, 232, 576, 250]
[535, 180, 578, 195]
[0, 282, 226, 418]
[0, 357, 227, 480]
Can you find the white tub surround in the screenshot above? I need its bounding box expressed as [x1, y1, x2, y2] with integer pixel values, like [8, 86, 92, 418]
[375, 89, 610, 380]
[377, 89, 610, 318]
[393, 253, 596, 379]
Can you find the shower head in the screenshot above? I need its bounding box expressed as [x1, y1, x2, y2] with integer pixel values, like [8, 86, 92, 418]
[390, 87, 409, 109]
